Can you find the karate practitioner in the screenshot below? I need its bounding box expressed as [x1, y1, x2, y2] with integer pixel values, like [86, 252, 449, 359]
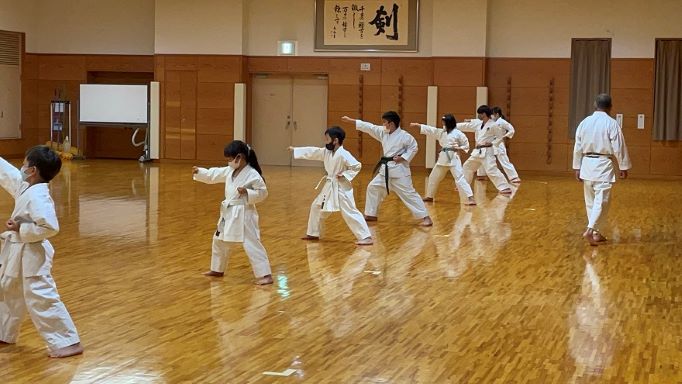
[341, 112, 432, 226]
[289, 126, 373, 245]
[573, 94, 630, 246]
[193, 140, 273, 284]
[476, 107, 521, 183]
[0, 145, 83, 358]
[459, 105, 513, 195]
[410, 113, 476, 205]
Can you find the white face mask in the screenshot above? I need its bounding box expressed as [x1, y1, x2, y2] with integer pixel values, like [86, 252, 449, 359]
[228, 157, 240, 169]
[20, 165, 31, 182]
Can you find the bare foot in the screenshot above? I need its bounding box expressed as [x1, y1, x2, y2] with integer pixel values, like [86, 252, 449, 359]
[419, 216, 433, 227]
[364, 215, 378, 222]
[356, 237, 374, 245]
[255, 275, 274, 285]
[48, 342, 83, 358]
[301, 235, 319, 241]
[422, 197, 433, 202]
[203, 270, 224, 277]
[582, 229, 600, 246]
[593, 232, 607, 243]
[499, 188, 512, 195]
[464, 198, 476, 206]
[510, 178, 522, 183]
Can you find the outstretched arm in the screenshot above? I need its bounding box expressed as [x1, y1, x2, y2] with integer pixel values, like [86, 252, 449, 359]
[192, 166, 229, 184]
[0, 157, 23, 196]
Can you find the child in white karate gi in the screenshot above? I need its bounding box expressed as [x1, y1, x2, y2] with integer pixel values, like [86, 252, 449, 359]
[289, 126, 373, 245]
[0, 145, 83, 358]
[193, 140, 273, 285]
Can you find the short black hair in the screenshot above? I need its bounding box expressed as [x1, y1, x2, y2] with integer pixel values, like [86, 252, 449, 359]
[441, 114, 457, 131]
[325, 126, 346, 144]
[476, 105, 492, 117]
[25, 145, 62, 182]
[381, 111, 401, 127]
[595, 93, 612, 110]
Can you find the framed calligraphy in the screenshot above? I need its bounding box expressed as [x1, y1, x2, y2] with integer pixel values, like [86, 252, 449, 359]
[314, 0, 419, 52]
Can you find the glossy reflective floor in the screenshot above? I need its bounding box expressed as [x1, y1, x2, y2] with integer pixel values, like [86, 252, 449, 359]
[1, 159, 681, 383]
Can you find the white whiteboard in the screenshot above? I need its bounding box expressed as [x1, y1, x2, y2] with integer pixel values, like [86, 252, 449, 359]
[79, 84, 148, 124]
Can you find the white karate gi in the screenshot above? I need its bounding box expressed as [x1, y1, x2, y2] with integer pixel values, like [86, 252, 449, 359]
[476, 117, 520, 181]
[193, 165, 272, 277]
[293, 146, 371, 240]
[572, 111, 631, 232]
[419, 124, 474, 201]
[458, 119, 512, 192]
[0, 157, 80, 352]
[356, 120, 429, 219]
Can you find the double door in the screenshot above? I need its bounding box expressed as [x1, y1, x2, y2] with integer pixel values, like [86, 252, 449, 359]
[251, 75, 328, 166]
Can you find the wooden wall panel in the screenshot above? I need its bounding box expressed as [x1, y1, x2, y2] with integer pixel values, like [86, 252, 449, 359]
[611, 59, 654, 89]
[329, 85, 360, 112]
[650, 142, 682, 176]
[196, 134, 233, 161]
[38, 55, 86, 81]
[433, 58, 485, 87]
[287, 57, 330, 73]
[197, 108, 233, 135]
[247, 57, 289, 73]
[85, 55, 154, 73]
[381, 59, 433, 86]
[197, 83, 233, 109]
[329, 58, 382, 85]
[437, 86, 478, 117]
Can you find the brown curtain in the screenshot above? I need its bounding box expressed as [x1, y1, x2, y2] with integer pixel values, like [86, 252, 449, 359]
[654, 40, 682, 141]
[569, 39, 611, 138]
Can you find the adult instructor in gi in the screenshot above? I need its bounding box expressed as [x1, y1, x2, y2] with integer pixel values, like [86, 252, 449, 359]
[573, 93, 631, 246]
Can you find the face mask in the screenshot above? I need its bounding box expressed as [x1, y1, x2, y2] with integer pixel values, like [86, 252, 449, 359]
[20, 165, 31, 182]
[228, 157, 240, 169]
[325, 142, 335, 151]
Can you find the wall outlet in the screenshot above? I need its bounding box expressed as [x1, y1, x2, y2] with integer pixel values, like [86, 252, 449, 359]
[360, 63, 371, 71]
[616, 113, 623, 127]
[637, 114, 645, 129]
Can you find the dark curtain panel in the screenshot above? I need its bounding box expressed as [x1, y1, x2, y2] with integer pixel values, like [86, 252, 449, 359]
[569, 39, 611, 138]
[654, 40, 682, 141]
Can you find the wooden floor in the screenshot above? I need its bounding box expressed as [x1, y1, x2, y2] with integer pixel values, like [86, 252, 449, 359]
[1, 159, 681, 383]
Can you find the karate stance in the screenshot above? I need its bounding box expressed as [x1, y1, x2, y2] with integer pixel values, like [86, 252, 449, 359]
[410, 113, 476, 205]
[289, 126, 373, 245]
[342, 112, 432, 226]
[476, 106, 521, 183]
[193, 140, 273, 284]
[459, 105, 513, 195]
[573, 94, 631, 246]
[0, 146, 83, 358]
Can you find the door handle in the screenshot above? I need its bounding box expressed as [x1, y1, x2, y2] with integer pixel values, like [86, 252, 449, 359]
[285, 115, 291, 130]
[293, 121, 298, 130]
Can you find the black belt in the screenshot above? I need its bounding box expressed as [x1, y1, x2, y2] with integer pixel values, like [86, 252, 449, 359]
[585, 152, 609, 158]
[372, 156, 394, 194]
[475, 144, 492, 149]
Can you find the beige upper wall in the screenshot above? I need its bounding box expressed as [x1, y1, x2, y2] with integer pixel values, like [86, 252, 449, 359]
[432, 0, 487, 56]
[4, 0, 681, 57]
[487, 0, 682, 58]
[0, 0, 36, 42]
[155, 0, 244, 54]
[30, 0, 154, 54]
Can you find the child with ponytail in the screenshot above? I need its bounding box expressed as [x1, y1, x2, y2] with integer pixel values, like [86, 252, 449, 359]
[192, 140, 273, 285]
